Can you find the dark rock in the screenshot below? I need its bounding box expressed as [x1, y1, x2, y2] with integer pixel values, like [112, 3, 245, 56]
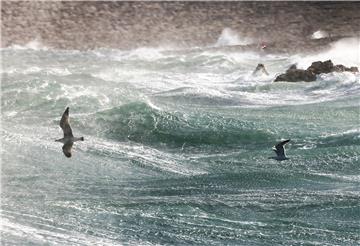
[275, 59, 358, 82]
[307, 60, 358, 74]
[333, 65, 357, 72]
[307, 60, 334, 74]
[333, 64, 358, 73]
[274, 68, 316, 82]
[333, 64, 347, 72]
[348, 66, 359, 72]
[252, 63, 269, 76]
[287, 64, 297, 71]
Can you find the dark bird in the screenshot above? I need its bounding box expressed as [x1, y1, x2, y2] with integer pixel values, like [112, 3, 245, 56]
[270, 139, 290, 161]
[55, 107, 84, 157]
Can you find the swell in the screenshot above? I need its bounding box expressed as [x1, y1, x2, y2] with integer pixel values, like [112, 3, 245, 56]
[88, 102, 274, 148]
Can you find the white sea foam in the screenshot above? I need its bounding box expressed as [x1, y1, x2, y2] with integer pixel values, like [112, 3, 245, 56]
[320, 128, 360, 139]
[4, 66, 72, 76]
[1, 217, 121, 246]
[214, 28, 253, 47]
[4, 111, 18, 117]
[293, 37, 360, 68]
[58, 84, 110, 105]
[8, 39, 49, 51]
[314, 173, 360, 182]
[108, 47, 168, 62]
[81, 136, 207, 176]
[310, 30, 329, 39]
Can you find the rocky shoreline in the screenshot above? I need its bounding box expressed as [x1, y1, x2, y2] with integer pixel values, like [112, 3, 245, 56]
[274, 60, 359, 82]
[2, 1, 360, 51]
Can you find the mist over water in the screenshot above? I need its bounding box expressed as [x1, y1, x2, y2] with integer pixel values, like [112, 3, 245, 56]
[1, 37, 360, 245]
[214, 28, 254, 47]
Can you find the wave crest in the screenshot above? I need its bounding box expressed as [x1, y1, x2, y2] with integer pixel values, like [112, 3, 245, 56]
[92, 102, 273, 147]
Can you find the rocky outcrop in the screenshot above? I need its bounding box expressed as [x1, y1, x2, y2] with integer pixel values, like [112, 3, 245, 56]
[274, 60, 359, 82]
[307, 60, 334, 74]
[333, 64, 359, 73]
[274, 66, 316, 82]
[252, 63, 269, 76]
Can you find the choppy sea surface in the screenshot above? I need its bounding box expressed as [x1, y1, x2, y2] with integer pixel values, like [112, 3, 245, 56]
[1, 37, 360, 245]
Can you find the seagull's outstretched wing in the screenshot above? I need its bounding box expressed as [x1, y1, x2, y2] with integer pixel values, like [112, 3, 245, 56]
[60, 107, 73, 138]
[273, 139, 290, 158]
[62, 142, 73, 158]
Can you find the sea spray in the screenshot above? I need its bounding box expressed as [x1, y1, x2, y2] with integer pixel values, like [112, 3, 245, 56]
[293, 37, 360, 68]
[214, 28, 254, 47]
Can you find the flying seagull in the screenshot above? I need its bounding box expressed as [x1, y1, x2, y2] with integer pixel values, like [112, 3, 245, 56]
[270, 139, 290, 161]
[55, 107, 84, 158]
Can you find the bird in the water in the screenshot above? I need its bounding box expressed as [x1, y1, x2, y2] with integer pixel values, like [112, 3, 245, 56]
[269, 139, 290, 161]
[55, 107, 84, 158]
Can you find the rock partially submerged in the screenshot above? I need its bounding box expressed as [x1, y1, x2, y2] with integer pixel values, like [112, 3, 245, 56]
[274, 60, 358, 82]
[333, 64, 359, 73]
[252, 63, 269, 76]
[274, 65, 316, 82]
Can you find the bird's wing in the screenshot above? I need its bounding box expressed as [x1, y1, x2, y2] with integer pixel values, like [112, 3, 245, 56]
[273, 139, 290, 157]
[60, 107, 73, 138]
[62, 142, 73, 158]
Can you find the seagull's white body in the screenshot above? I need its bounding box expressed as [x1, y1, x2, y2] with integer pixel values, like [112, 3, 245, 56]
[55, 107, 84, 158]
[270, 139, 290, 161]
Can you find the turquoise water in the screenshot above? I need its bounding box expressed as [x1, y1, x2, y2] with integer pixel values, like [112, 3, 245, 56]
[1, 39, 360, 245]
